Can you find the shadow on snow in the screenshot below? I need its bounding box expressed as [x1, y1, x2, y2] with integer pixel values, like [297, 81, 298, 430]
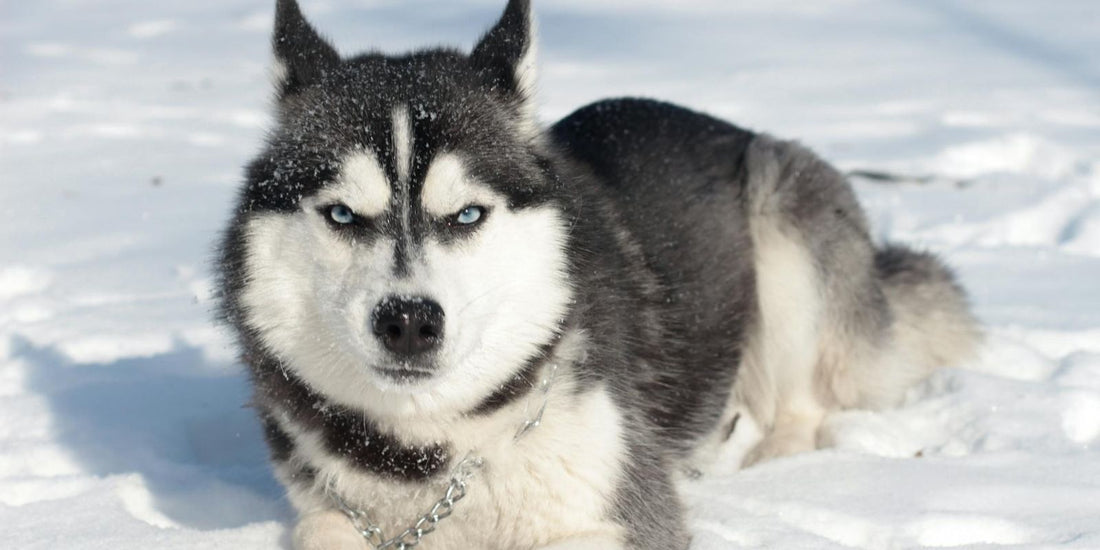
[14, 336, 291, 531]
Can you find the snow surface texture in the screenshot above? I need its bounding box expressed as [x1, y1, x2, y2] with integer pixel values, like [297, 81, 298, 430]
[2, 0, 1099, 548]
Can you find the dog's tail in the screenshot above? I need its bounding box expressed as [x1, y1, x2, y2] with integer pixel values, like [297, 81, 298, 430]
[873, 245, 982, 399]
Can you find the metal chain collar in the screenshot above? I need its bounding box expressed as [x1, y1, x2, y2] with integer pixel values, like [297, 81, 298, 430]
[329, 363, 558, 550]
[330, 454, 483, 550]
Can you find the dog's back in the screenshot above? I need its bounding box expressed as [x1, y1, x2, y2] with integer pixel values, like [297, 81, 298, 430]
[552, 98, 980, 467]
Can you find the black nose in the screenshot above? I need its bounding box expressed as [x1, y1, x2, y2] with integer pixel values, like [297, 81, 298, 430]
[371, 297, 445, 356]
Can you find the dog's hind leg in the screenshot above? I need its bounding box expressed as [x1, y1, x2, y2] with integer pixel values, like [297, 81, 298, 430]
[738, 215, 827, 467]
[738, 169, 829, 467]
[737, 136, 888, 467]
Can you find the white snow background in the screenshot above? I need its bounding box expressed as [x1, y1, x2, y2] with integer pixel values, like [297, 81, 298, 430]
[2, 0, 1100, 548]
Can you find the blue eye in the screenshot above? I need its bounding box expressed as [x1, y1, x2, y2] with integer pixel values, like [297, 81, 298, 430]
[329, 204, 355, 225]
[455, 206, 484, 226]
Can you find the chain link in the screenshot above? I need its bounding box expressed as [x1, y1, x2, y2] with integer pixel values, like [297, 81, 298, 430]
[330, 455, 483, 550]
[329, 362, 558, 549]
[515, 362, 557, 440]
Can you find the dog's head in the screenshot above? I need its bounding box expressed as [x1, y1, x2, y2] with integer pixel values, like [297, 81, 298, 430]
[230, 0, 572, 417]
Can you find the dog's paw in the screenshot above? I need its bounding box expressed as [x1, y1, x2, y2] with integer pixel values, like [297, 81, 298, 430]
[741, 426, 817, 468]
[741, 408, 825, 468]
[537, 535, 626, 550]
[292, 511, 369, 550]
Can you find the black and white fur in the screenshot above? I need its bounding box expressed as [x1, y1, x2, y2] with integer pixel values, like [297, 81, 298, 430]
[217, 1, 981, 548]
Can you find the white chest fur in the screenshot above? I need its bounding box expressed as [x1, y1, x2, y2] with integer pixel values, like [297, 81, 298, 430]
[284, 383, 628, 550]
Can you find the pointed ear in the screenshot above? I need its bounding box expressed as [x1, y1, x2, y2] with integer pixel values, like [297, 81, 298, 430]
[470, 0, 538, 122]
[272, 0, 340, 98]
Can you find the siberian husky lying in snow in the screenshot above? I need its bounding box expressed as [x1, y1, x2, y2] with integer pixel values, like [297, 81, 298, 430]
[216, 1, 980, 548]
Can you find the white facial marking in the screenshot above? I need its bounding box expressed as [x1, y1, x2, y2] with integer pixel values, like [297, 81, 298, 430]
[315, 151, 391, 218]
[392, 105, 413, 241]
[392, 105, 413, 185]
[421, 153, 496, 217]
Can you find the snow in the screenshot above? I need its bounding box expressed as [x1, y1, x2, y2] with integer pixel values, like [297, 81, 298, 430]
[2, 0, 1099, 548]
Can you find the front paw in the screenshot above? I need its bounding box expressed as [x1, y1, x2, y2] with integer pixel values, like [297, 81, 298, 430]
[538, 536, 626, 550]
[742, 431, 815, 467]
[741, 408, 824, 468]
[292, 510, 370, 550]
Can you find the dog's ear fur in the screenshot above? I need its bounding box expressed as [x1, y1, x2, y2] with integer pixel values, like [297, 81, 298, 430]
[272, 0, 340, 98]
[471, 0, 539, 128]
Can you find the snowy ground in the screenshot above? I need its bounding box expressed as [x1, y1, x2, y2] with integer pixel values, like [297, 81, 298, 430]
[2, 0, 1099, 548]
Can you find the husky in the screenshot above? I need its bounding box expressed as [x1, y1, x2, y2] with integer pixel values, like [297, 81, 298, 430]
[216, 1, 980, 548]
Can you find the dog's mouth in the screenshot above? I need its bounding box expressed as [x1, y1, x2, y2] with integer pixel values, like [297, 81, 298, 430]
[373, 365, 438, 384]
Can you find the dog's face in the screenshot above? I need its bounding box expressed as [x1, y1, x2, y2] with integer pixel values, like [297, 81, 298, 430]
[233, 0, 572, 417]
